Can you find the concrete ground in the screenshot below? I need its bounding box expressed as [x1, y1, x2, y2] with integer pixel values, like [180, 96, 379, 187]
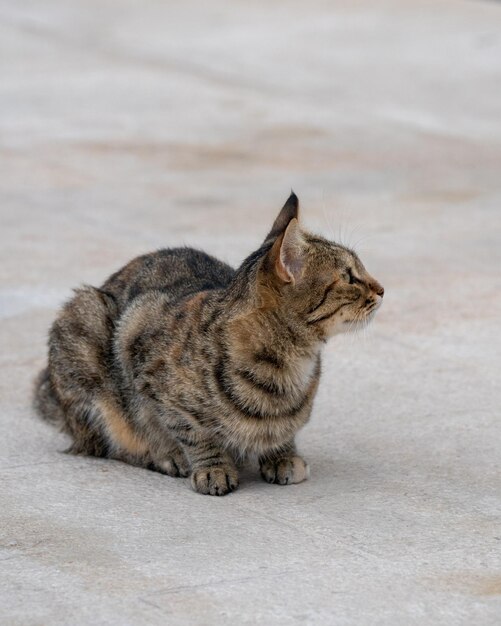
[1, 0, 500, 624]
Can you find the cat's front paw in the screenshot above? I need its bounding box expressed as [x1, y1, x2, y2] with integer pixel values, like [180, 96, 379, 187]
[155, 455, 191, 478]
[152, 446, 191, 477]
[260, 456, 310, 485]
[191, 465, 239, 496]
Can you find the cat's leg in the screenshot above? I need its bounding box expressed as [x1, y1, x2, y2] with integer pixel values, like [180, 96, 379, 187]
[259, 440, 310, 485]
[93, 397, 191, 478]
[178, 437, 239, 496]
[44, 286, 122, 457]
[44, 286, 189, 479]
[148, 438, 191, 478]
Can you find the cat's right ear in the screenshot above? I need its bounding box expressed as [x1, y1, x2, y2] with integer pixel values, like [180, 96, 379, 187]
[264, 192, 299, 243]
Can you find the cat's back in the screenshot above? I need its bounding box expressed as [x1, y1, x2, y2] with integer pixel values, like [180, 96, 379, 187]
[102, 247, 235, 310]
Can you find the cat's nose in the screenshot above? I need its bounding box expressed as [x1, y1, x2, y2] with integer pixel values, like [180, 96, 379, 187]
[371, 281, 384, 297]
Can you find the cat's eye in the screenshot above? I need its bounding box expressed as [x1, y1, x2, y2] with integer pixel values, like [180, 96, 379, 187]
[346, 268, 363, 286]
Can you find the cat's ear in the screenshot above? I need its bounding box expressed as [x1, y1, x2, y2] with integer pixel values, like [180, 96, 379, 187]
[265, 192, 299, 242]
[273, 218, 305, 284]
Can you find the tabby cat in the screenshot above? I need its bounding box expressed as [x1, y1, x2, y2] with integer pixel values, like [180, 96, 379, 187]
[34, 193, 384, 495]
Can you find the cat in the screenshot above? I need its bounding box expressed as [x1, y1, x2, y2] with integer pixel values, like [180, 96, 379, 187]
[34, 193, 384, 495]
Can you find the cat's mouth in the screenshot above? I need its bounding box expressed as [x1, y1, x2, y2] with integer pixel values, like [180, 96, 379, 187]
[342, 300, 382, 329]
[363, 296, 383, 318]
[364, 309, 378, 323]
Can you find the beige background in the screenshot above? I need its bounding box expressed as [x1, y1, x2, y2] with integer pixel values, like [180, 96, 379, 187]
[1, 1, 500, 624]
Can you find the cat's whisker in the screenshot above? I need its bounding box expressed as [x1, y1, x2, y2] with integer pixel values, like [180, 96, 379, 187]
[338, 221, 353, 248]
[345, 310, 363, 338]
[343, 224, 362, 250]
[349, 232, 374, 251]
[362, 317, 370, 343]
[321, 201, 337, 243]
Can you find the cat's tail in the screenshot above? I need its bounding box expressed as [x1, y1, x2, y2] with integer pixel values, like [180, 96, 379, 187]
[33, 367, 67, 430]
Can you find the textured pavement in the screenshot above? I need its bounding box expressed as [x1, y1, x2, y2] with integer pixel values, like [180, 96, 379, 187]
[1, 1, 501, 624]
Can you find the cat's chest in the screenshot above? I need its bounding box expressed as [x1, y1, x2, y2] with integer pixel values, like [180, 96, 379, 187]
[225, 409, 311, 457]
[211, 355, 321, 455]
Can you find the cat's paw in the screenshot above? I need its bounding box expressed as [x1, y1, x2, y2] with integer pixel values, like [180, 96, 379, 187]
[155, 457, 190, 478]
[191, 465, 239, 496]
[154, 450, 191, 478]
[260, 456, 310, 485]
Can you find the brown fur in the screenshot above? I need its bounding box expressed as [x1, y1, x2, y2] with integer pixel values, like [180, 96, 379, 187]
[34, 193, 384, 495]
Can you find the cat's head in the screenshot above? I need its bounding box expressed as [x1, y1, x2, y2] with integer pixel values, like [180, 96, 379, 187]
[254, 192, 384, 339]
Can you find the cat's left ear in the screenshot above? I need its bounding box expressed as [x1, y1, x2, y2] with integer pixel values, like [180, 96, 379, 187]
[272, 218, 306, 285]
[265, 192, 299, 243]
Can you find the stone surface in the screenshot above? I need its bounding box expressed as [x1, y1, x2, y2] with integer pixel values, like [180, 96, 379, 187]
[1, 0, 500, 624]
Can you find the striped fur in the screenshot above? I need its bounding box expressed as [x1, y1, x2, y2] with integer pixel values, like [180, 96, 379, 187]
[34, 193, 384, 495]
